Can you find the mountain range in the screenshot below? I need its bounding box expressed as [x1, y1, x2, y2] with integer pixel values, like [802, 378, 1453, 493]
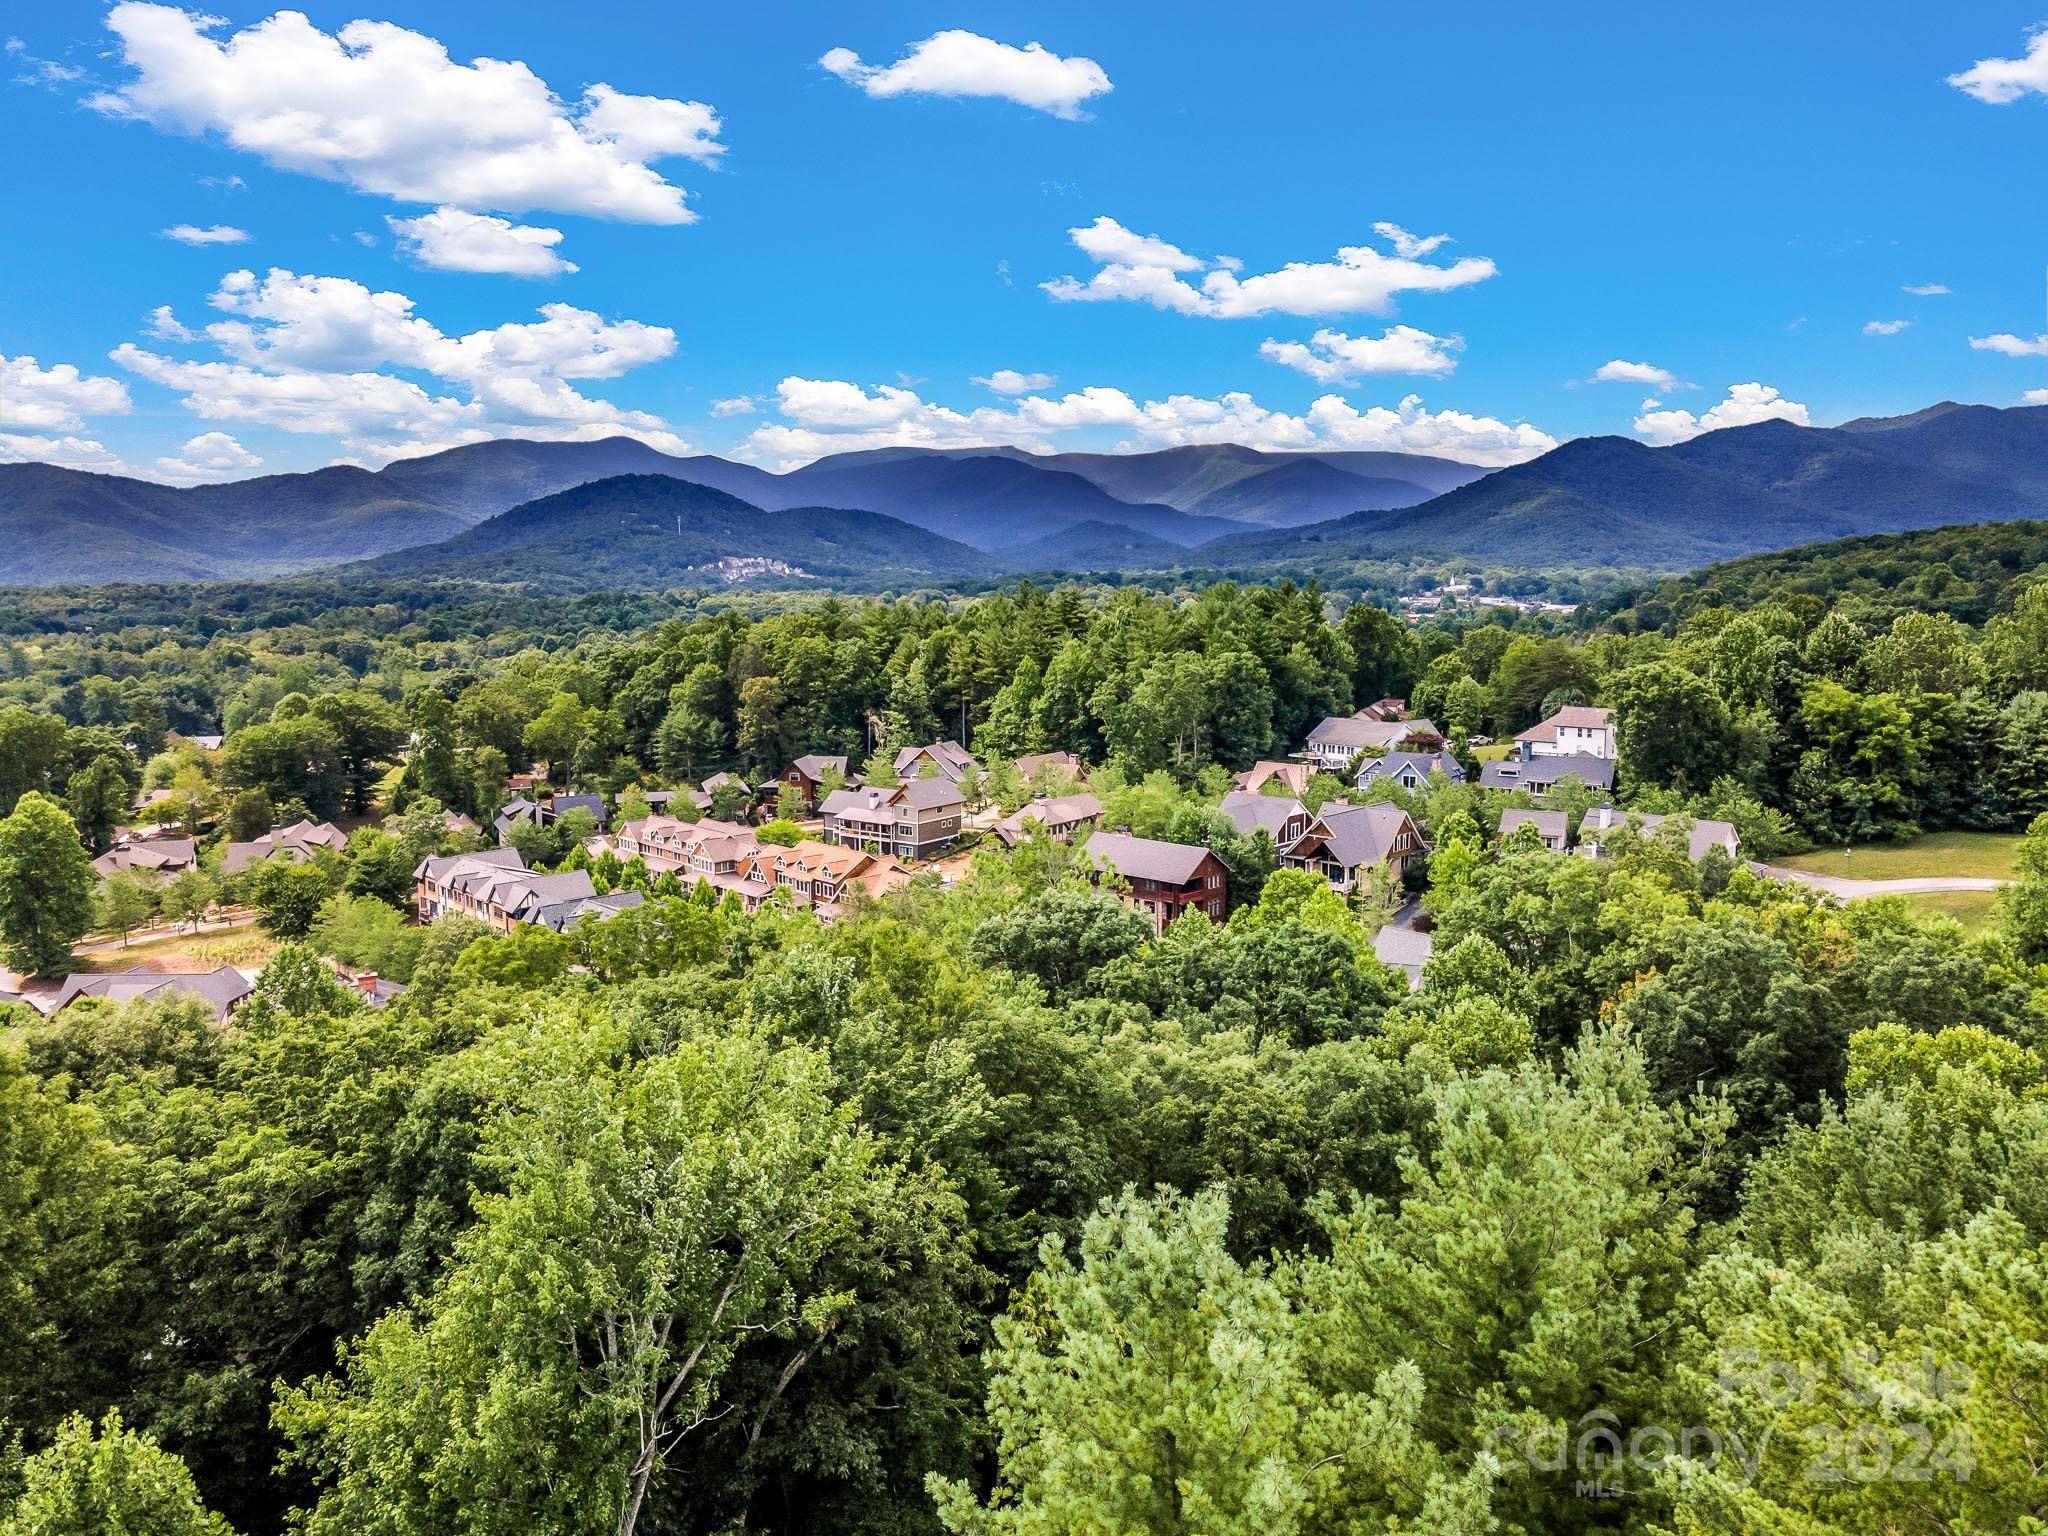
[0, 437, 1476, 585]
[1, 401, 2044, 587]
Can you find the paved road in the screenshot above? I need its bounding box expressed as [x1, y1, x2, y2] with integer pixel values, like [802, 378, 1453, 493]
[1752, 863, 2010, 899]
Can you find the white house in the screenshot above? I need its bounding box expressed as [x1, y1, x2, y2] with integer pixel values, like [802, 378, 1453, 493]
[1515, 705, 1616, 761]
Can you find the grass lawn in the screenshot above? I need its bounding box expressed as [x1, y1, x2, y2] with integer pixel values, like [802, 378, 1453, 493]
[1775, 831, 2022, 881]
[1882, 888, 2002, 934]
[1472, 743, 1516, 762]
[82, 927, 278, 974]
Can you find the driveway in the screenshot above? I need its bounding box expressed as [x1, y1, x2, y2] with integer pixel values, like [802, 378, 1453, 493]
[1752, 864, 2010, 899]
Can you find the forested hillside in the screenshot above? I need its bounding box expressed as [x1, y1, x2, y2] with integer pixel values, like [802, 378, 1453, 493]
[0, 572, 2045, 1535]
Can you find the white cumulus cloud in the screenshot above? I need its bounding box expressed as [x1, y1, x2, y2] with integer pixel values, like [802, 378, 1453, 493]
[710, 396, 759, 417]
[1592, 359, 1686, 391]
[1, 353, 133, 431]
[1045, 217, 1496, 319]
[112, 267, 688, 464]
[91, 4, 723, 224]
[388, 207, 576, 278]
[2026, 388, 2048, 405]
[821, 30, 1110, 119]
[161, 222, 250, 245]
[0, 433, 128, 473]
[1261, 326, 1462, 383]
[736, 376, 1552, 470]
[1948, 27, 2048, 103]
[1971, 331, 2048, 357]
[0, 354, 133, 472]
[973, 369, 1058, 394]
[1862, 319, 1911, 336]
[146, 304, 197, 341]
[155, 429, 260, 483]
[1902, 282, 1950, 296]
[1634, 382, 1811, 445]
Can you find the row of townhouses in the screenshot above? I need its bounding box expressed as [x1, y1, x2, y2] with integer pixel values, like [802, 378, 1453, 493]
[609, 814, 914, 918]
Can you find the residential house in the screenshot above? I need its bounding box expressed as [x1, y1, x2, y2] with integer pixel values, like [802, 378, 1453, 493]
[613, 816, 758, 890]
[1355, 750, 1465, 792]
[992, 792, 1102, 847]
[51, 965, 252, 1020]
[1576, 807, 1739, 862]
[440, 808, 481, 838]
[1281, 803, 1426, 895]
[1234, 760, 1314, 798]
[1083, 831, 1228, 934]
[701, 771, 751, 802]
[1359, 698, 1409, 721]
[1478, 753, 1617, 797]
[492, 797, 541, 844]
[1373, 926, 1432, 991]
[92, 838, 198, 881]
[1217, 791, 1313, 847]
[413, 848, 597, 931]
[532, 889, 646, 933]
[541, 793, 606, 829]
[1515, 705, 1616, 760]
[1014, 751, 1084, 783]
[1499, 807, 1571, 851]
[643, 788, 713, 816]
[1298, 715, 1442, 773]
[820, 779, 966, 861]
[220, 819, 346, 876]
[894, 740, 980, 786]
[734, 838, 907, 918]
[781, 754, 849, 811]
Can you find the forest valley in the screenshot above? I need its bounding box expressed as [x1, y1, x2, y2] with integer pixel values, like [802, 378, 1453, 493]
[0, 568, 2046, 1535]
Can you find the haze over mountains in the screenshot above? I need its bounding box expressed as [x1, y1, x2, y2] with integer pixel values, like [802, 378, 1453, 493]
[0, 401, 2043, 588]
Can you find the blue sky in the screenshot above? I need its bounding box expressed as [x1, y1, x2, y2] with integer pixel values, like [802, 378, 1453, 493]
[3, 2, 2046, 483]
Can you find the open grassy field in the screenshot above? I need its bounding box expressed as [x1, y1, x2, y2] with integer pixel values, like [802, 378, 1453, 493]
[1775, 830, 2022, 881]
[1885, 888, 2002, 933]
[80, 927, 278, 974]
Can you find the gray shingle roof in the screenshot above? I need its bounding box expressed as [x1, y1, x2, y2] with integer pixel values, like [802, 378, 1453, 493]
[1499, 807, 1571, 844]
[1357, 750, 1465, 786]
[53, 965, 252, 1019]
[1218, 791, 1306, 838]
[1299, 803, 1417, 870]
[1084, 831, 1214, 885]
[1479, 754, 1616, 793]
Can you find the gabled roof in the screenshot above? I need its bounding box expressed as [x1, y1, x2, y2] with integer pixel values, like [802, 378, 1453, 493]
[1217, 791, 1306, 839]
[1577, 807, 1739, 862]
[547, 793, 606, 822]
[1479, 753, 1617, 792]
[825, 778, 965, 817]
[701, 772, 750, 795]
[1499, 807, 1571, 843]
[894, 740, 979, 783]
[1372, 925, 1432, 988]
[1305, 716, 1441, 752]
[415, 847, 525, 882]
[53, 965, 252, 1019]
[789, 753, 849, 780]
[1014, 751, 1083, 780]
[993, 792, 1102, 845]
[1235, 760, 1313, 796]
[1289, 803, 1418, 871]
[93, 838, 198, 877]
[1357, 750, 1465, 785]
[897, 776, 966, 811]
[532, 889, 645, 932]
[1516, 705, 1613, 745]
[1084, 831, 1216, 886]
